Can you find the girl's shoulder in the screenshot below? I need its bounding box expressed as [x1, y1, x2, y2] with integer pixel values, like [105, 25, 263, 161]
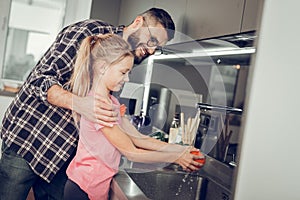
[110, 95, 120, 106]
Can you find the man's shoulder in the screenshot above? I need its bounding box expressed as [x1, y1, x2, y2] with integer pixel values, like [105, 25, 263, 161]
[60, 19, 119, 36]
[69, 19, 113, 29]
[79, 19, 112, 26]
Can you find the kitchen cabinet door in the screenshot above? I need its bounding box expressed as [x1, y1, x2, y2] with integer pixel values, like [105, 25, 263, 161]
[154, 0, 188, 44]
[90, 0, 120, 26]
[118, 0, 188, 43]
[118, 0, 155, 26]
[185, 0, 244, 40]
[241, 0, 262, 32]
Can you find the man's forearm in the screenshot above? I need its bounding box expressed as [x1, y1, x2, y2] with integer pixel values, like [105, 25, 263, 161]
[47, 84, 76, 110]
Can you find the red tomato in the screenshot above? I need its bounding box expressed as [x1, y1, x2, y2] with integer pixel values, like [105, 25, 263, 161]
[190, 151, 206, 165]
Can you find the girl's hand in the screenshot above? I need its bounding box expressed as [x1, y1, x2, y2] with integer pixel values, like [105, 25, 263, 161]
[174, 147, 205, 171]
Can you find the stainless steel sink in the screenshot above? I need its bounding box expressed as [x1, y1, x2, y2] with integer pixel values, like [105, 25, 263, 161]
[125, 168, 207, 200]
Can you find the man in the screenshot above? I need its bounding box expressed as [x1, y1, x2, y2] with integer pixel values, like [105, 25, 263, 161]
[0, 7, 175, 200]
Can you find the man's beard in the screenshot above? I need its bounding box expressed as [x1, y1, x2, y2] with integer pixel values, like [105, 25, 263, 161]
[127, 32, 148, 64]
[133, 48, 147, 64]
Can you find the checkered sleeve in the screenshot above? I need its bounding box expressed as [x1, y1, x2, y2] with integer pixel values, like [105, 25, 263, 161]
[27, 24, 91, 104]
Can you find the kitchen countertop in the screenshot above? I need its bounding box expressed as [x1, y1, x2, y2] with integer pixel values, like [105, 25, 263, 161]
[0, 89, 17, 97]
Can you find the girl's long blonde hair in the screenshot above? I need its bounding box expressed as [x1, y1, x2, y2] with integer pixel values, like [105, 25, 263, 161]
[68, 33, 133, 124]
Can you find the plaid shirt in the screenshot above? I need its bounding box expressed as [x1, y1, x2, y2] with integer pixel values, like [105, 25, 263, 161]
[0, 19, 125, 182]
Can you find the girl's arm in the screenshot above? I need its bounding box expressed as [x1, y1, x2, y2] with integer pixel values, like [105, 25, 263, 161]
[119, 117, 190, 153]
[101, 124, 203, 171]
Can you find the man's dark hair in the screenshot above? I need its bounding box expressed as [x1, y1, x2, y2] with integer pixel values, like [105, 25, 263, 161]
[142, 7, 175, 41]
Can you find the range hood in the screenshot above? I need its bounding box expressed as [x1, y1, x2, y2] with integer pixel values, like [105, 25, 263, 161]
[161, 31, 257, 55]
[151, 31, 257, 66]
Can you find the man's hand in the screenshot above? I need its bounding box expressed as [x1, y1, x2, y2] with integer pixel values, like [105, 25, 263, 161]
[72, 94, 118, 126]
[47, 85, 118, 127]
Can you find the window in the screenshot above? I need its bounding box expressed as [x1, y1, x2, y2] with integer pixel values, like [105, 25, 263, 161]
[1, 0, 67, 86]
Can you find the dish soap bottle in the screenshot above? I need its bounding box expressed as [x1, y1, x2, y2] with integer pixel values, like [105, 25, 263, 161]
[168, 113, 179, 144]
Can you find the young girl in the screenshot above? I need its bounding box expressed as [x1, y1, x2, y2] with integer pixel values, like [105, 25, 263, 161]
[63, 34, 204, 200]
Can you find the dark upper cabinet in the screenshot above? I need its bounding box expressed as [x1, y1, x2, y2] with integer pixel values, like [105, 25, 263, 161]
[90, 0, 121, 26]
[241, 0, 261, 32]
[185, 0, 245, 40]
[117, 0, 262, 41]
[118, 0, 155, 26]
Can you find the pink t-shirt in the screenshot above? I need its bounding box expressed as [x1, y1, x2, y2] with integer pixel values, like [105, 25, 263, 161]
[67, 95, 122, 200]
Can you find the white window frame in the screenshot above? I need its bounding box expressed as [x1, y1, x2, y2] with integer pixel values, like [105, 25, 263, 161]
[0, 0, 92, 89]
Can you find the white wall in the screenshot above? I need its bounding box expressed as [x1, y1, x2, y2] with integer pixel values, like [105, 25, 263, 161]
[234, 0, 300, 199]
